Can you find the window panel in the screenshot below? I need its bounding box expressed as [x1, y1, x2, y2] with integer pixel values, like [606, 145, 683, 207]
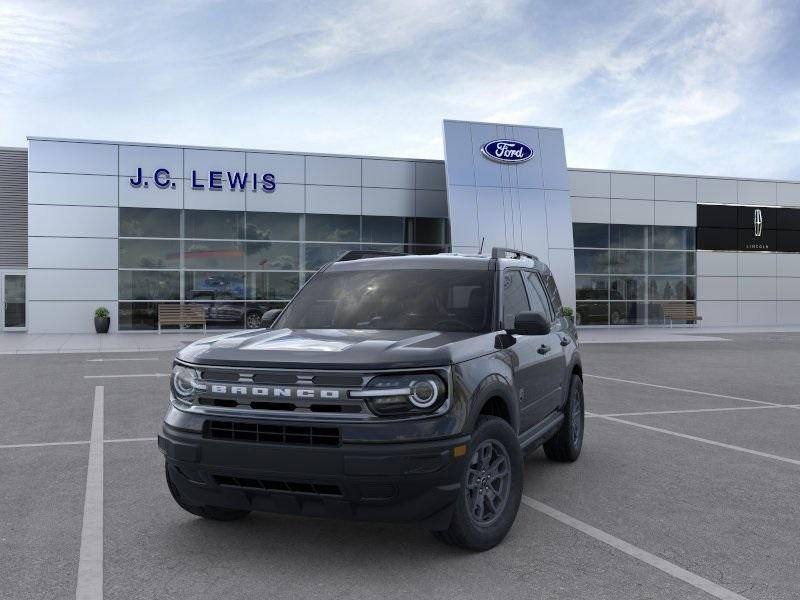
[119, 208, 180, 238]
[610, 250, 646, 274]
[304, 243, 361, 270]
[119, 270, 180, 300]
[306, 214, 360, 242]
[576, 302, 608, 325]
[184, 271, 245, 301]
[648, 302, 696, 324]
[119, 239, 180, 269]
[652, 226, 695, 250]
[245, 272, 300, 300]
[362, 216, 412, 243]
[245, 242, 300, 270]
[573, 223, 609, 248]
[245, 212, 300, 241]
[185, 210, 245, 239]
[610, 276, 645, 301]
[609, 302, 647, 325]
[414, 217, 449, 245]
[184, 241, 245, 269]
[502, 271, 530, 330]
[648, 276, 695, 301]
[649, 251, 695, 275]
[118, 302, 163, 330]
[576, 276, 609, 301]
[574, 250, 609, 274]
[610, 224, 649, 249]
[523, 272, 551, 318]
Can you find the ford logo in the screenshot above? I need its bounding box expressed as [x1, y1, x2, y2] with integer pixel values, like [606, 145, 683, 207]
[480, 139, 534, 163]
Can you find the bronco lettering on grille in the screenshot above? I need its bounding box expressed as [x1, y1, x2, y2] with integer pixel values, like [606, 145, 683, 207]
[209, 385, 341, 400]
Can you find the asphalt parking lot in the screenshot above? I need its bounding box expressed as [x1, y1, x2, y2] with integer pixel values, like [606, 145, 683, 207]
[2, 332, 799, 600]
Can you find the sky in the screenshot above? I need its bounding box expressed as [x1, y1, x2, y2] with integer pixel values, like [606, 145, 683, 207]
[1, 0, 799, 179]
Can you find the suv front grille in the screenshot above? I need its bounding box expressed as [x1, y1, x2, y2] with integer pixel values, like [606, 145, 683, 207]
[213, 475, 343, 497]
[205, 420, 341, 446]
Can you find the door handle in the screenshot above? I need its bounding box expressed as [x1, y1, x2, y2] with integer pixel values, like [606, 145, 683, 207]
[537, 344, 551, 355]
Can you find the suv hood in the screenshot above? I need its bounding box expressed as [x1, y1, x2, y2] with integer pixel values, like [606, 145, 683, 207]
[177, 328, 494, 370]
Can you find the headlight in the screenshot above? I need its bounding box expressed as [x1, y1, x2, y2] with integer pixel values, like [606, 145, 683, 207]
[171, 364, 202, 400]
[351, 373, 447, 416]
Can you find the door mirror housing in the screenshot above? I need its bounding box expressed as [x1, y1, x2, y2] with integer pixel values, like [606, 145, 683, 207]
[260, 309, 282, 328]
[512, 311, 550, 336]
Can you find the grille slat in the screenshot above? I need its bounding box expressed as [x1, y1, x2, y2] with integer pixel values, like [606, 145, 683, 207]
[213, 475, 343, 497]
[206, 420, 341, 446]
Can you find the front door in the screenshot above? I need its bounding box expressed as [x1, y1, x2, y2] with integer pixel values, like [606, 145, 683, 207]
[2, 272, 27, 331]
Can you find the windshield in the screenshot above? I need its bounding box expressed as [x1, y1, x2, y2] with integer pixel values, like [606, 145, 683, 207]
[275, 269, 493, 332]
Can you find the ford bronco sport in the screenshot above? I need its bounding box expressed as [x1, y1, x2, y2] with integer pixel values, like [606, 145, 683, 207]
[159, 247, 584, 550]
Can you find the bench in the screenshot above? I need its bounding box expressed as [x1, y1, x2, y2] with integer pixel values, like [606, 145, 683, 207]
[662, 303, 702, 327]
[158, 304, 206, 334]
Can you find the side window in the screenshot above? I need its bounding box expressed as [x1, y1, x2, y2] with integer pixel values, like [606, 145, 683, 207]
[502, 270, 530, 330]
[523, 272, 551, 319]
[541, 269, 563, 315]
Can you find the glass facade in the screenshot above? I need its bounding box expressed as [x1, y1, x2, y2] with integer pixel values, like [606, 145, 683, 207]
[118, 208, 449, 330]
[573, 223, 696, 325]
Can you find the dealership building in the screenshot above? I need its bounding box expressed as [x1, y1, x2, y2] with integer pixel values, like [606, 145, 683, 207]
[0, 119, 799, 334]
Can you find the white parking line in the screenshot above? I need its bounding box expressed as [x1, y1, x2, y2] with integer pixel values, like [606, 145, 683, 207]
[76, 386, 104, 600]
[0, 440, 89, 449]
[522, 496, 750, 600]
[86, 357, 161, 362]
[585, 374, 781, 407]
[0, 437, 156, 449]
[83, 373, 169, 379]
[587, 404, 800, 418]
[592, 414, 800, 467]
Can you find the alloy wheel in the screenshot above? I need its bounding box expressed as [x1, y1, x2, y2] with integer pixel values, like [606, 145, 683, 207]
[465, 439, 511, 526]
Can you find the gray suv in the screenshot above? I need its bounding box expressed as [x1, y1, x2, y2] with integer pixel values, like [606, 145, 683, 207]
[159, 247, 584, 550]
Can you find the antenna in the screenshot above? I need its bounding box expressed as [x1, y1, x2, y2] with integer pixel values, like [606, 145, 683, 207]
[478, 236, 485, 254]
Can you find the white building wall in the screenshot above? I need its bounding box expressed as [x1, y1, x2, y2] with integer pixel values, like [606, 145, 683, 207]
[26, 137, 447, 334]
[570, 168, 800, 326]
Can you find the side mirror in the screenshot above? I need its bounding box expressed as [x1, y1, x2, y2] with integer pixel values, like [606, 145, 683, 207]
[512, 311, 550, 336]
[260, 309, 282, 329]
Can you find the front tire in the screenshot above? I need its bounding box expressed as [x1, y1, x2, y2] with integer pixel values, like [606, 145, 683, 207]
[432, 416, 522, 551]
[543, 374, 584, 462]
[165, 463, 250, 521]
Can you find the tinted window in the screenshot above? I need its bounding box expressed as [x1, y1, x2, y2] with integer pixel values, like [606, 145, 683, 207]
[502, 271, 530, 330]
[574, 250, 609, 274]
[184, 271, 245, 301]
[245, 242, 300, 270]
[245, 212, 300, 241]
[523, 272, 551, 318]
[184, 241, 245, 270]
[573, 223, 609, 248]
[362, 216, 412, 243]
[185, 210, 245, 239]
[119, 239, 180, 269]
[652, 226, 695, 250]
[306, 214, 360, 242]
[276, 269, 493, 332]
[414, 218, 449, 245]
[119, 208, 180, 238]
[118, 271, 180, 300]
[610, 224, 649, 249]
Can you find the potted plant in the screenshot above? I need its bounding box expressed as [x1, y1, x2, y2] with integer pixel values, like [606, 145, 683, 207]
[94, 307, 111, 334]
[561, 306, 575, 324]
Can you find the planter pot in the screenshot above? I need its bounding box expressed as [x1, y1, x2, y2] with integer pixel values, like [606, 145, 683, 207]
[94, 316, 110, 334]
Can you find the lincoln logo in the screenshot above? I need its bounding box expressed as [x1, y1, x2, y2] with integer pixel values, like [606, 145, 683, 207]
[481, 139, 534, 164]
[753, 209, 763, 237]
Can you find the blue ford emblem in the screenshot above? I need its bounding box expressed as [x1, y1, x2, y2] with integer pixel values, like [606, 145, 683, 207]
[481, 139, 534, 163]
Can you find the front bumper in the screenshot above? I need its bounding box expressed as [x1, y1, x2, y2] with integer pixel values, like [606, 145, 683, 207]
[158, 422, 471, 529]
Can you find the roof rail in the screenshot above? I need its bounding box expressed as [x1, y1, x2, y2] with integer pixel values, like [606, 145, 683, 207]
[336, 250, 407, 262]
[491, 247, 539, 261]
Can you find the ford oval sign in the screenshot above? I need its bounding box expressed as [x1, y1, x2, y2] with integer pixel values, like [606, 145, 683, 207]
[481, 139, 534, 164]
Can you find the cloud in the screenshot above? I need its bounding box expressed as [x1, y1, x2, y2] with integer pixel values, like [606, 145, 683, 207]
[0, 1, 93, 96]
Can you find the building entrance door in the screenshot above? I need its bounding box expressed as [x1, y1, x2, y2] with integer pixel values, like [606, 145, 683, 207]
[1, 272, 26, 331]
